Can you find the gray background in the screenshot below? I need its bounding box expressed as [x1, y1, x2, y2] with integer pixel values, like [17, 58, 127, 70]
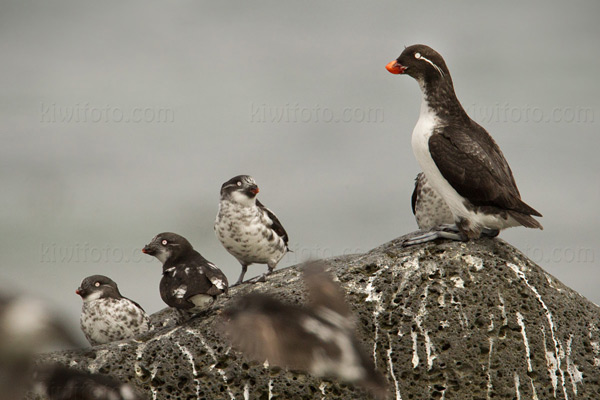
[1, 1, 599, 341]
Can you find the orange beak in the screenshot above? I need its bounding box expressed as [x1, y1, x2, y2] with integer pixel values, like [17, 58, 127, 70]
[386, 60, 407, 74]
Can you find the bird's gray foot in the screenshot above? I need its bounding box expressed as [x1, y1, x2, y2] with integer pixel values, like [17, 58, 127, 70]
[246, 274, 267, 284]
[230, 274, 267, 286]
[402, 225, 500, 247]
[233, 276, 265, 286]
[401, 225, 467, 247]
[481, 228, 500, 238]
[231, 265, 274, 286]
[244, 265, 274, 284]
[230, 265, 249, 287]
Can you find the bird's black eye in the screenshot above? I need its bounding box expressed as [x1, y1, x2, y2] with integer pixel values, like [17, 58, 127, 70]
[414, 52, 421, 59]
[161, 239, 168, 245]
[94, 282, 100, 287]
[236, 181, 242, 186]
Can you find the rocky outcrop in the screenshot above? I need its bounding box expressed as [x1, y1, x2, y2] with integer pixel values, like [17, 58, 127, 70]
[31, 236, 600, 399]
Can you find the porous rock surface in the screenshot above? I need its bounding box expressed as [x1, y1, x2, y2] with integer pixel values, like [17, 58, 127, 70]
[31, 236, 600, 399]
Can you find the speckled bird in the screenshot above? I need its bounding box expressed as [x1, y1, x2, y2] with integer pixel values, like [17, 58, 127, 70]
[215, 175, 289, 285]
[411, 172, 500, 241]
[412, 172, 454, 230]
[77, 275, 151, 346]
[142, 232, 228, 321]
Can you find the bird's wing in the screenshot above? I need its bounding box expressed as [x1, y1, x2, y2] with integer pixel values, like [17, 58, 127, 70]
[256, 199, 289, 245]
[183, 254, 228, 298]
[411, 173, 424, 215]
[224, 294, 314, 369]
[225, 312, 289, 367]
[202, 261, 229, 295]
[428, 122, 541, 216]
[124, 297, 147, 313]
[303, 262, 351, 320]
[160, 266, 196, 309]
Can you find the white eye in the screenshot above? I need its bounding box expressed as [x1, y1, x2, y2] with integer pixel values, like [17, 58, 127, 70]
[415, 52, 421, 59]
[161, 239, 168, 245]
[94, 282, 100, 287]
[236, 181, 242, 186]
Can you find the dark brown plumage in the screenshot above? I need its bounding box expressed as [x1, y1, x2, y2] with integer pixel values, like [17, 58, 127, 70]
[143, 232, 228, 320]
[387, 44, 542, 242]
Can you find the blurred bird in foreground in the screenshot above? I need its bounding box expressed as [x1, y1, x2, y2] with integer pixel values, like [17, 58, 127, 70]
[222, 262, 389, 399]
[0, 293, 80, 400]
[33, 364, 147, 400]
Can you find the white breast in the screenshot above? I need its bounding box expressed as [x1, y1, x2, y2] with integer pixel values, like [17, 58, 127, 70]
[215, 200, 286, 265]
[411, 98, 518, 231]
[411, 98, 465, 218]
[80, 298, 150, 345]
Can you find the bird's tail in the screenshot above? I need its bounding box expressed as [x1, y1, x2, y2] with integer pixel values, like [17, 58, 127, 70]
[511, 196, 542, 218]
[509, 211, 543, 230]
